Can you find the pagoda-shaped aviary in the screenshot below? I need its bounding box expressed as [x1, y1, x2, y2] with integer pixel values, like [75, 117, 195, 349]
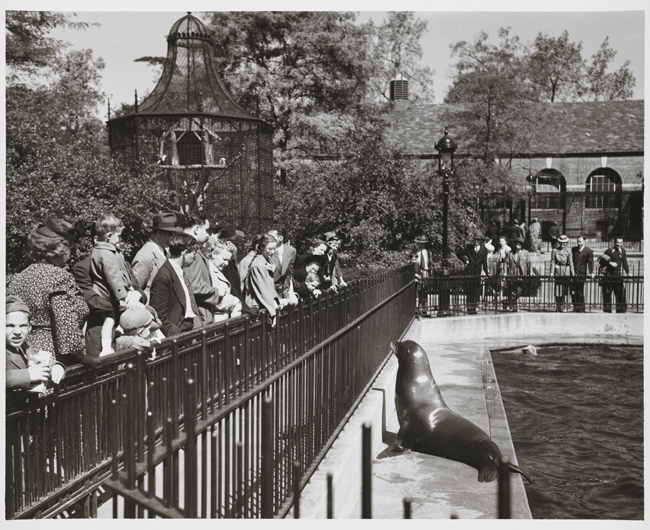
[107, 12, 274, 234]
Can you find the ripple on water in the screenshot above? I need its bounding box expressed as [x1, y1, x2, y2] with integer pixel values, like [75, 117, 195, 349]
[493, 344, 643, 520]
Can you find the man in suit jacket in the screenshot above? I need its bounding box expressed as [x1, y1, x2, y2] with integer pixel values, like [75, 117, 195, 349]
[150, 233, 202, 337]
[269, 227, 297, 298]
[504, 237, 531, 312]
[571, 235, 594, 313]
[456, 230, 490, 314]
[599, 237, 629, 313]
[414, 235, 433, 315]
[132, 213, 183, 300]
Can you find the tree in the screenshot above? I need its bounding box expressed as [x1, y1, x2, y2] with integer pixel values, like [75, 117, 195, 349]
[527, 30, 584, 102]
[363, 11, 435, 104]
[581, 37, 636, 101]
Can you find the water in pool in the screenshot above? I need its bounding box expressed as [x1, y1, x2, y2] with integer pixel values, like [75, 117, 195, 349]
[492, 344, 643, 519]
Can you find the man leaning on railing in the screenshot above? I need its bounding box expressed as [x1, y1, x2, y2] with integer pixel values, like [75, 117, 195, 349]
[598, 237, 629, 313]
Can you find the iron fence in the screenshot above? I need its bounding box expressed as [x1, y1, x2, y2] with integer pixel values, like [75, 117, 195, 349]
[416, 273, 643, 317]
[6, 266, 414, 519]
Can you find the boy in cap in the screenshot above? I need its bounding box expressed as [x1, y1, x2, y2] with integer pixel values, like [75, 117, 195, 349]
[115, 306, 164, 353]
[6, 295, 65, 391]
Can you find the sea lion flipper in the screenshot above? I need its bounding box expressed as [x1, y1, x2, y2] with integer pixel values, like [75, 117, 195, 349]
[507, 462, 535, 485]
[390, 428, 414, 454]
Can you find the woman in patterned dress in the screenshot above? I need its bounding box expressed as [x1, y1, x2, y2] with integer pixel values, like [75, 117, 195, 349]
[551, 234, 575, 312]
[7, 220, 89, 366]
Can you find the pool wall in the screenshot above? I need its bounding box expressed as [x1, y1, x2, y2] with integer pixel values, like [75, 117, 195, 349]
[295, 313, 642, 519]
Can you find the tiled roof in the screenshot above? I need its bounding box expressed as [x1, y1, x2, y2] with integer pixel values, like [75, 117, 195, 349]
[384, 100, 644, 157]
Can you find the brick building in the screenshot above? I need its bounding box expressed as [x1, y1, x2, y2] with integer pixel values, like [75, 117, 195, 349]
[385, 99, 644, 242]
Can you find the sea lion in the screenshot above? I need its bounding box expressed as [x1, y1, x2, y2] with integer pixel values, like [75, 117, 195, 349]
[391, 340, 533, 484]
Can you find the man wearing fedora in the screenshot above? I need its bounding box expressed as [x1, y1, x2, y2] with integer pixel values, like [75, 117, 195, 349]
[268, 226, 297, 298]
[456, 230, 490, 314]
[322, 231, 346, 291]
[571, 235, 594, 312]
[505, 237, 531, 312]
[599, 237, 629, 313]
[132, 213, 183, 300]
[414, 235, 432, 315]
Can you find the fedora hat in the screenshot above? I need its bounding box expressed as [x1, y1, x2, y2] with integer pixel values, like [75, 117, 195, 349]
[510, 237, 525, 247]
[557, 235, 569, 244]
[152, 213, 183, 233]
[324, 231, 340, 242]
[471, 229, 485, 241]
[415, 235, 428, 244]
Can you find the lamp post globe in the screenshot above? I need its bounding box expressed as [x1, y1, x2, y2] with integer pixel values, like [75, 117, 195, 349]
[435, 125, 457, 317]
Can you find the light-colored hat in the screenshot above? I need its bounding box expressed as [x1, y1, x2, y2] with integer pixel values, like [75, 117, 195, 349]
[120, 306, 153, 333]
[324, 231, 340, 242]
[558, 235, 569, 244]
[415, 235, 428, 244]
[6, 295, 30, 315]
[152, 213, 183, 233]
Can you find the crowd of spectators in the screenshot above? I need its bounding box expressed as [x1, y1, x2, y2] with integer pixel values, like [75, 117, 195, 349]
[6, 212, 347, 394]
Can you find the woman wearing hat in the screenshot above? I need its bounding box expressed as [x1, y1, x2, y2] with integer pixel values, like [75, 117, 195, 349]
[8, 219, 89, 365]
[550, 234, 575, 312]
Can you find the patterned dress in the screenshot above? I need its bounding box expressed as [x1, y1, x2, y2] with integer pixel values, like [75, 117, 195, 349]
[7, 262, 89, 365]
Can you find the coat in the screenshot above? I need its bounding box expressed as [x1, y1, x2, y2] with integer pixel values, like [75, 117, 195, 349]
[600, 246, 629, 276]
[551, 247, 575, 276]
[244, 254, 280, 317]
[131, 240, 168, 298]
[150, 260, 201, 337]
[6, 344, 65, 390]
[90, 242, 134, 303]
[507, 250, 531, 276]
[456, 243, 489, 276]
[572, 245, 594, 277]
[183, 249, 219, 326]
[270, 243, 296, 297]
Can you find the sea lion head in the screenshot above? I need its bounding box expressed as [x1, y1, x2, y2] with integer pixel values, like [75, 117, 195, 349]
[391, 340, 430, 368]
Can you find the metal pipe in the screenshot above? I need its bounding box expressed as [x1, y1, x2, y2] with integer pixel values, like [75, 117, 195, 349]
[403, 497, 412, 519]
[326, 473, 333, 519]
[498, 457, 511, 519]
[261, 392, 274, 518]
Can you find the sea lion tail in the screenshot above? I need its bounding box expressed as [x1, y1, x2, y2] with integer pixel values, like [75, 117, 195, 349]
[507, 462, 535, 485]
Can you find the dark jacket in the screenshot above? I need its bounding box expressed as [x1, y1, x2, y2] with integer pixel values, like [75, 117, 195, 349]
[150, 260, 201, 337]
[600, 246, 629, 276]
[456, 243, 489, 276]
[572, 245, 594, 276]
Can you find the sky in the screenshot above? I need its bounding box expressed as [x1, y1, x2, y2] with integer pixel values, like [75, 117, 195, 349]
[10, 2, 645, 119]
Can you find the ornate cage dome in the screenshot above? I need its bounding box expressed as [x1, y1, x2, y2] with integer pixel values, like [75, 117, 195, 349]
[107, 12, 274, 235]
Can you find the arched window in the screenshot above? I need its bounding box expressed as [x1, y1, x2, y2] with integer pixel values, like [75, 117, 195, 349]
[585, 169, 621, 209]
[531, 169, 564, 209]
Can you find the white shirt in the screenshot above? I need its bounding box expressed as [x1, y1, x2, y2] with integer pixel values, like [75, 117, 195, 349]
[169, 260, 197, 320]
[419, 249, 429, 270]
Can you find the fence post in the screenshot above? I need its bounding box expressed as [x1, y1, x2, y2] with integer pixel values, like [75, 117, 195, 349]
[261, 392, 274, 518]
[293, 460, 301, 519]
[403, 497, 412, 519]
[327, 472, 334, 519]
[362, 422, 372, 519]
[498, 457, 511, 519]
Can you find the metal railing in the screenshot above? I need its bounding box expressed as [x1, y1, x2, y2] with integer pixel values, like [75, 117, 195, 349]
[416, 274, 643, 316]
[6, 266, 415, 519]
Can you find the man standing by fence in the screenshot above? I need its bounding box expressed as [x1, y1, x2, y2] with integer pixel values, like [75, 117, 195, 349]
[456, 230, 489, 314]
[414, 235, 432, 317]
[599, 238, 629, 313]
[572, 235, 594, 313]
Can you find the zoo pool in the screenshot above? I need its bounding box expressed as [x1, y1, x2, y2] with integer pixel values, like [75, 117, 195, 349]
[492, 343, 643, 520]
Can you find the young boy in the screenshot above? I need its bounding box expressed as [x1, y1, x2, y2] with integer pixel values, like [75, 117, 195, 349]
[115, 305, 164, 354]
[6, 295, 65, 391]
[90, 214, 144, 355]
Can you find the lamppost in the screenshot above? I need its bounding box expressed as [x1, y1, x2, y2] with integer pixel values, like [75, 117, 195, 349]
[435, 125, 457, 317]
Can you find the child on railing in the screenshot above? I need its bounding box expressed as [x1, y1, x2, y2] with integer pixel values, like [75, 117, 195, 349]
[6, 295, 65, 393]
[114, 305, 164, 355]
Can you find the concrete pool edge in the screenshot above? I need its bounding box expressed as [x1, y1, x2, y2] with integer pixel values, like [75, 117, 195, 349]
[294, 313, 643, 519]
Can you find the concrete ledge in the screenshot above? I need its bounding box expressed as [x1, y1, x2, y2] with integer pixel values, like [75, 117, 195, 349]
[297, 313, 642, 519]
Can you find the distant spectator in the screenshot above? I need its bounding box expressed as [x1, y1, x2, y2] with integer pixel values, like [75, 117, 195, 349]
[8, 219, 88, 366]
[90, 214, 144, 356]
[217, 228, 246, 304]
[180, 213, 219, 326]
[528, 218, 541, 254]
[506, 219, 521, 242]
[505, 237, 532, 312]
[493, 236, 511, 302]
[598, 237, 629, 313]
[322, 231, 347, 291]
[149, 233, 202, 337]
[132, 213, 183, 299]
[238, 234, 263, 292]
[571, 235, 594, 313]
[549, 221, 561, 250]
[456, 230, 489, 314]
[6, 295, 66, 392]
[551, 235, 575, 312]
[208, 240, 243, 322]
[242, 234, 294, 327]
[268, 226, 297, 299]
[293, 255, 323, 300]
[486, 221, 500, 251]
[115, 305, 164, 353]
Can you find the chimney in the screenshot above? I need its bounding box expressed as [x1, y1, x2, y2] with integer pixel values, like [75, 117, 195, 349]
[390, 74, 408, 111]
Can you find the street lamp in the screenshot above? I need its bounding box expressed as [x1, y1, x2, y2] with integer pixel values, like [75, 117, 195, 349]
[435, 125, 457, 317]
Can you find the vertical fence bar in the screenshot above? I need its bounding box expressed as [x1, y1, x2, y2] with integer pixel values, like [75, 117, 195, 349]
[403, 497, 412, 519]
[327, 473, 334, 519]
[361, 422, 372, 519]
[498, 457, 511, 519]
[293, 460, 301, 519]
[184, 378, 198, 518]
[261, 392, 274, 518]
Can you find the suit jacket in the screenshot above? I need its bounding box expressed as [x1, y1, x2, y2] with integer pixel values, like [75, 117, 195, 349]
[601, 247, 629, 276]
[414, 249, 433, 279]
[507, 250, 531, 276]
[456, 243, 489, 276]
[270, 243, 296, 296]
[6, 344, 65, 390]
[150, 260, 201, 337]
[183, 249, 218, 326]
[572, 245, 594, 277]
[132, 240, 168, 298]
[244, 254, 280, 317]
